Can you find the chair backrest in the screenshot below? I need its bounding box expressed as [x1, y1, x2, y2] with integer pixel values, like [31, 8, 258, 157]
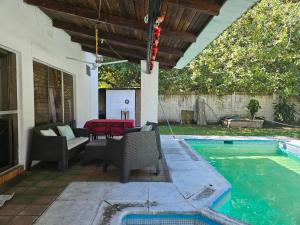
[123, 130, 159, 159]
[146, 121, 162, 158]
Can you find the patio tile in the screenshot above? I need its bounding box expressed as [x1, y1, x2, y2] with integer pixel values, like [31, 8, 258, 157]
[105, 182, 149, 201]
[36, 181, 56, 187]
[41, 187, 65, 195]
[32, 195, 57, 205]
[58, 182, 113, 201]
[7, 215, 37, 225]
[19, 205, 48, 216]
[34, 200, 101, 225]
[4, 187, 27, 195]
[0, 205, 26, 216]
[164, 153, 191, 162]
[0, 215, 12, 225]
[149, 182, 184, 202]
[8, 195, 37, 205]
[22, 187, 44, 195]
[149, 200, 196, 212]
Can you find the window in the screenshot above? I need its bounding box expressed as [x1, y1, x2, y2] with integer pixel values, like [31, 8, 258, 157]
[0, 48, 18, 172]
[33, 61, 74, 125]
[63, 73, 74, 123]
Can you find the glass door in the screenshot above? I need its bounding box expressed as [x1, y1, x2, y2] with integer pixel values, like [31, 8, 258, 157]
[0, 48, 18, 172]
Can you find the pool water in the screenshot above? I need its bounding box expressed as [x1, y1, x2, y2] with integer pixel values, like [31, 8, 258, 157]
[121, 213, 222, 225]
[187, 140, 300, 225]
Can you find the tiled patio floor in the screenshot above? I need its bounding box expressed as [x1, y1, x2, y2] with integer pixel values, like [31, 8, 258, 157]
[0, 155, 169, 225]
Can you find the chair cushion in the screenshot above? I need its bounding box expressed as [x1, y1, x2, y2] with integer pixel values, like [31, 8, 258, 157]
[141, 124, 152, 131]
[67, 137, 89, 150]
[40, 129, 57, 136]
[57, 125, 75, 141]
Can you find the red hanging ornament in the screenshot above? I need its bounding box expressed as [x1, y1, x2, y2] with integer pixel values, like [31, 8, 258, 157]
[153, 39, 159, 48]
[154, 26, 161, 39]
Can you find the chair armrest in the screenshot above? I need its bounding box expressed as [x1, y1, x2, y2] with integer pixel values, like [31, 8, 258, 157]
[73, 128, 89, 137]
[124, 127, 141, 134]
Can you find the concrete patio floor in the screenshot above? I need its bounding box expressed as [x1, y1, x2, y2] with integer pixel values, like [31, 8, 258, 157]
[28, 136, 233, 225]
[0, 154, 169, 225]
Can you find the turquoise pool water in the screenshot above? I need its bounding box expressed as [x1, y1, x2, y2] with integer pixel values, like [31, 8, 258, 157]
[121, 213, 221, 225]
[187, 139, 300, 225]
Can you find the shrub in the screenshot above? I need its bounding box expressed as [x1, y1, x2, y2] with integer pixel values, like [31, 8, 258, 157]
[247, 99, 261, 119]
[273, 99, 297, 123]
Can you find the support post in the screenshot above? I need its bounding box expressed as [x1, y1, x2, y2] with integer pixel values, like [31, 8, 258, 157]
[140, 60, 159, 125]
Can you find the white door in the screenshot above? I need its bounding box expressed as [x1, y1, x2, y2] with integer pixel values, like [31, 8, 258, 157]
[106, 90, 135, 121]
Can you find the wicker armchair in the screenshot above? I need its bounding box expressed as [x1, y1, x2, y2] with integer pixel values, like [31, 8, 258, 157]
[103, 130, 160, 183]
[124, 121, 162, 159]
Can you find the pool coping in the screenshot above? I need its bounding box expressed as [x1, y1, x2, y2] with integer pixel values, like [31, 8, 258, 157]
[33, 135, 300, 225]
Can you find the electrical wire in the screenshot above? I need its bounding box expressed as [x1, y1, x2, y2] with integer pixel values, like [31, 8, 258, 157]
[96, 0, 124, 61]
[104, 40, 125, 60]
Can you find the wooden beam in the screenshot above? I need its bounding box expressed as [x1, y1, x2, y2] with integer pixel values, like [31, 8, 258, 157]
[24, 0, 196, 42]
[166, 0, 220, 16]
[70, 33, 179, 60]
[82, 46, 176, 68]
[53, 21, 184, 57]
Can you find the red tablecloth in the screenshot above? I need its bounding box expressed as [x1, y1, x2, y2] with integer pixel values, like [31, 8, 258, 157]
[84, 119, 135, 136]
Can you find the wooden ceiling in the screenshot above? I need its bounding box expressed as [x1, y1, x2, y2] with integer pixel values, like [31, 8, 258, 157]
[24, 0, 226, 69]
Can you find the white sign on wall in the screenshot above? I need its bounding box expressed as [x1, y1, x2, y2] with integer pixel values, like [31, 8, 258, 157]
[106, 90, 135, 121]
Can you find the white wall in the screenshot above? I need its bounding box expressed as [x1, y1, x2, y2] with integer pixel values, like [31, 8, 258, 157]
[0, 0, 98, 167]
[159, 94, 300, 123]
[106, 90, 136, 121]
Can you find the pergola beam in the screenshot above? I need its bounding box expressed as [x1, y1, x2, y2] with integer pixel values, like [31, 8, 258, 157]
[81, 46, 176, 68]
[166, 0, 220, 16]
[53, 20, 184, 57]
[70, 36, 179, 60]
[24, 0, 196, 43]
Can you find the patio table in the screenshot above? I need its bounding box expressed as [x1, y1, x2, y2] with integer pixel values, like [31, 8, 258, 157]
[84, 119, 135, 136]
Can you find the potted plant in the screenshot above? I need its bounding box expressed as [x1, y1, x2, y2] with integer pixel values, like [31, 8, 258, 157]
[227, 99, 264, 128]
[247, 99, 261, 119]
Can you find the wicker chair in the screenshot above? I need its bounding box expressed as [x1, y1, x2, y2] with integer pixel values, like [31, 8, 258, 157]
[103, 130, 160, 183]
[124, 121, 162, 159]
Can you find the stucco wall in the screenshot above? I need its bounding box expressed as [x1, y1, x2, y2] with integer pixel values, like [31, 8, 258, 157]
[0, 0, 98, 166]
[158, 94, 300, 123]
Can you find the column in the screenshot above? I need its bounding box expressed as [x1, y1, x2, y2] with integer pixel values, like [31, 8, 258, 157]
[140, 60, 159, 125]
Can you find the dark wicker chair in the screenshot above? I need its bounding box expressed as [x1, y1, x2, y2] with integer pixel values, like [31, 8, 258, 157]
[28, 123, 89, 170]
[103, 130, 160, 183]
[124, 121, 162, 159]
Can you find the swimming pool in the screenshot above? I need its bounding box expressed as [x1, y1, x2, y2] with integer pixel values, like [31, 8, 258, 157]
[186, 139, 300, 225]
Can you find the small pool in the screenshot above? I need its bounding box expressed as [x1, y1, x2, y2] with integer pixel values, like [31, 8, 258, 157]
[186, 139, 300, 225]
[121, 213, 222, 225]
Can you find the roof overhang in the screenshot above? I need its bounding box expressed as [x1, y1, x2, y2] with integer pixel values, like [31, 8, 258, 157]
[175, 0, 259, 69]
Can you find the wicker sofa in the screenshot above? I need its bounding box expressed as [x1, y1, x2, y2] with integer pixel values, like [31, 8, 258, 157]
[28, 123, 89, 170]
[103, 130, 160, 183]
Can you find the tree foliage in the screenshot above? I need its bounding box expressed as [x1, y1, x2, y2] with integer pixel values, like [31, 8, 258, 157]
[99, 0, 300, 97]
[98, 62, 141, 88]
[188, 0, 300, 97]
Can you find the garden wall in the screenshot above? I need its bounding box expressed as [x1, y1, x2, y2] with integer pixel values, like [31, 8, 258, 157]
[158, 94, 300, 123]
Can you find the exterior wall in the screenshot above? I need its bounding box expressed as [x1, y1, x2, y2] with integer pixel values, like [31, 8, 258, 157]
[106, 90, 136, 121]
[159, 94, 300, 123]
[0, 0, 98, 167]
